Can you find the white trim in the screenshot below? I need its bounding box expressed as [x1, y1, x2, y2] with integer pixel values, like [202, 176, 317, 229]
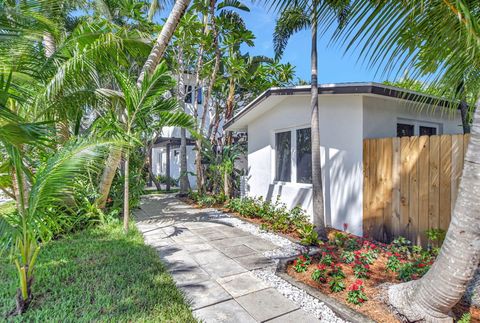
[272, 124, 311, 185]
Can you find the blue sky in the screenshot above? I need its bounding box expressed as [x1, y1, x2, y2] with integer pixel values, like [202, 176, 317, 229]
[239, 4, 388, 84]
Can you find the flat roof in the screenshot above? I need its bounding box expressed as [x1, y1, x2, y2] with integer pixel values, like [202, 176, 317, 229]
[224, 82, 461, 130]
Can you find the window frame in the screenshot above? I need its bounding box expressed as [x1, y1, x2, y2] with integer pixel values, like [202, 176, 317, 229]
[396, 118, 442, 137]
[272, 125, 313, 187]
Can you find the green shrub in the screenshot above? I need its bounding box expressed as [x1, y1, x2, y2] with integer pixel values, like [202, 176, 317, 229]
[156, 175, 178, 186]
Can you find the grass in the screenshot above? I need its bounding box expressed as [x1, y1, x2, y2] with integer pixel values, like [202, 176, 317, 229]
[0, 221, 196, 322]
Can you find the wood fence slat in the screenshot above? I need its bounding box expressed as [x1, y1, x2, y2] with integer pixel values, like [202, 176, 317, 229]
[439, 135, 452, 230]
[418, 136, 429, 245]
[408, 136, 419, 243]
[428, 135, 440, 231]
[451, 135, 463, 208]
[374, 139, 384, 241]
[363, 139, 372, 237]
[391, 138, 401, 237]
[382, 138, 393, 242]
[400, 137, 411, 239]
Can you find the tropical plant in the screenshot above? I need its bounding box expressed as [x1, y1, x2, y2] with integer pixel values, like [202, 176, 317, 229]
[320, 0, 480, 320]
[0, 138, 114, 315]
[272, 0, 350, 240]
[106, 63, 193, 231]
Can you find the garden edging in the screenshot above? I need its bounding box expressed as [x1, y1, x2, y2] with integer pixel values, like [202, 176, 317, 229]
[275, 256, 375, 323]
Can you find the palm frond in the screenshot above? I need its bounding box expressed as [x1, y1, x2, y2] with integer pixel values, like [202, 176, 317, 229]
[273, 7, 310, 58]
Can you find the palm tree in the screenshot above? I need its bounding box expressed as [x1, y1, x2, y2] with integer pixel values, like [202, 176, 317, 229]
[137, 0, 193, 86]
[319, 0, 480, 320]
[272, 0, 349, 239]
[108, 63, 193, 231]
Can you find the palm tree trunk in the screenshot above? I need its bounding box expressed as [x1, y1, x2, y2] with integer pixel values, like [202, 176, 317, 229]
[137, 0, 191, 86]
[97, 148, 122, 208]
[388, 99, 480, 322]
[310, 9, 327, 240]
[176, 51, 191, 195]
[196, 0, 220, 193]
[123, 151, 130, 232]
[224, 78, 235, 146]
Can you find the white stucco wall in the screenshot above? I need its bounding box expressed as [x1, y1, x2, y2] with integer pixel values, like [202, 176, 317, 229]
[151, 145, 197, 188]
[362, 95, 463, 138]
[247, 95, 365, 236]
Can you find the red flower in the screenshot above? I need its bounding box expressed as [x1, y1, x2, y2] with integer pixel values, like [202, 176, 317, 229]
[386, 252, 392, 257]
[418, 263, 426, 268]
[349, 284, 359, 291]
[394, 252, 401, 258]
[364, 264, 370, 270]
[293, 260, 298, 265]
[343, 223, 349, 231]
[356, 279, 363, 285]
[359, 298, 365, 303]
[318, 264, 327, 270]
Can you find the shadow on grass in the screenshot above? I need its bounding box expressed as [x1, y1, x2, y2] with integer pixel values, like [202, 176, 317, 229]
[0, 223, 196, 322]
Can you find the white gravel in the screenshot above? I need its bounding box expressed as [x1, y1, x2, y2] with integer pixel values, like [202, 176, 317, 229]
[203, 208, 346, 322]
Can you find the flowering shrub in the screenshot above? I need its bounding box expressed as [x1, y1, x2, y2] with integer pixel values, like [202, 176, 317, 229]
[329, 263, 346, 279]
[352, 261, 370, 279]
[341, 250, 355, 264]
[385, 252, 401, 272]
[347, 279, 368, 305]
[293, 254, 311, 273]
[397, 259, 431, 281]
[320, 251, 335, 266]
[329, 276, 346, 292]
[311, 264, 328, 283]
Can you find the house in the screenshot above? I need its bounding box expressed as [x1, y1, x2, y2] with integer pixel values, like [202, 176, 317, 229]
[225, 82, 463, 236]
[150, 73, 216, 188]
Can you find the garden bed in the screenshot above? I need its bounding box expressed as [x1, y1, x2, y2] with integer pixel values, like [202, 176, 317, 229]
[284, 233, 480, 323]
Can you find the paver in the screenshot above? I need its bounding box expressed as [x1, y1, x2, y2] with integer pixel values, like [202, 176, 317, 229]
[217, 272, 270, 298]
[266, 309, 320, 323]
[179, 279, 232, 310]
[135, 195, 321, 323]
[234, 254, 276, 270]
[193, 299, 257, 323]
[236, 288, 299, 322]
[201, 258, 248, 278]
[218, 244, 257, 258]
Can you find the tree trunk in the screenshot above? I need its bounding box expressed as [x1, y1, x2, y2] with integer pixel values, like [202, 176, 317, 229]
[123, 151, 130, 232]
[195, 0, 220, 194]
[223, 168, 230, 198]
[166, 144, 171, 191]
[388, 100, 480, 322]
[137, 0, 191, 86]
[460, 101, 471, 134]
[176, 51, 191, 195]
[224, 78, 235, 146]
[310, 12, 327, 240]
[97, 148, 122, 209]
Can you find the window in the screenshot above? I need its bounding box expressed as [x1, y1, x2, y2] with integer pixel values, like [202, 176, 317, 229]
[184, 85, 192, 103]
[397, 123, 414, 137]
[296, 128, 312, 183]
[397, 119, 441, 137]
[197, 87, 203, 104]
[420, 126, 437, 136]
[275, 131, 291, 182]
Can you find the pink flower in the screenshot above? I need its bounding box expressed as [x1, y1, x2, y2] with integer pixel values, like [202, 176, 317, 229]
[343, 223, 348, 231]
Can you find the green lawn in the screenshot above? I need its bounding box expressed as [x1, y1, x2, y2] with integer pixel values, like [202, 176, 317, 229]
[0, 220, 196, 322]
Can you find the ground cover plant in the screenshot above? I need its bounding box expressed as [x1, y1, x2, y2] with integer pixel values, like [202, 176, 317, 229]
[0, 222, 196, 322]
[286, 230, 479, 322]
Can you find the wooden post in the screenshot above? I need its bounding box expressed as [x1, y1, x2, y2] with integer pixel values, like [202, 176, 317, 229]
[166, 143, 171, 191]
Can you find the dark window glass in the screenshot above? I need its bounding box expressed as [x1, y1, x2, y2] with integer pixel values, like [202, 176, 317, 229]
[419, 126, 437, 136]
[275, 131, 291, 182]
[296, 128, 312, 183]
[397, 123, 414, 137]
[184, 85, 192, 103]
[197, 87, 203, 104]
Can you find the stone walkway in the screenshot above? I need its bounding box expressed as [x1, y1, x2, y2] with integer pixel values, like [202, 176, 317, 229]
[134, 194, 323, 323]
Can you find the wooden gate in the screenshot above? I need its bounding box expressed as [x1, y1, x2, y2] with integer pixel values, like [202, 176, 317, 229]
[363, 134, 469, 246]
